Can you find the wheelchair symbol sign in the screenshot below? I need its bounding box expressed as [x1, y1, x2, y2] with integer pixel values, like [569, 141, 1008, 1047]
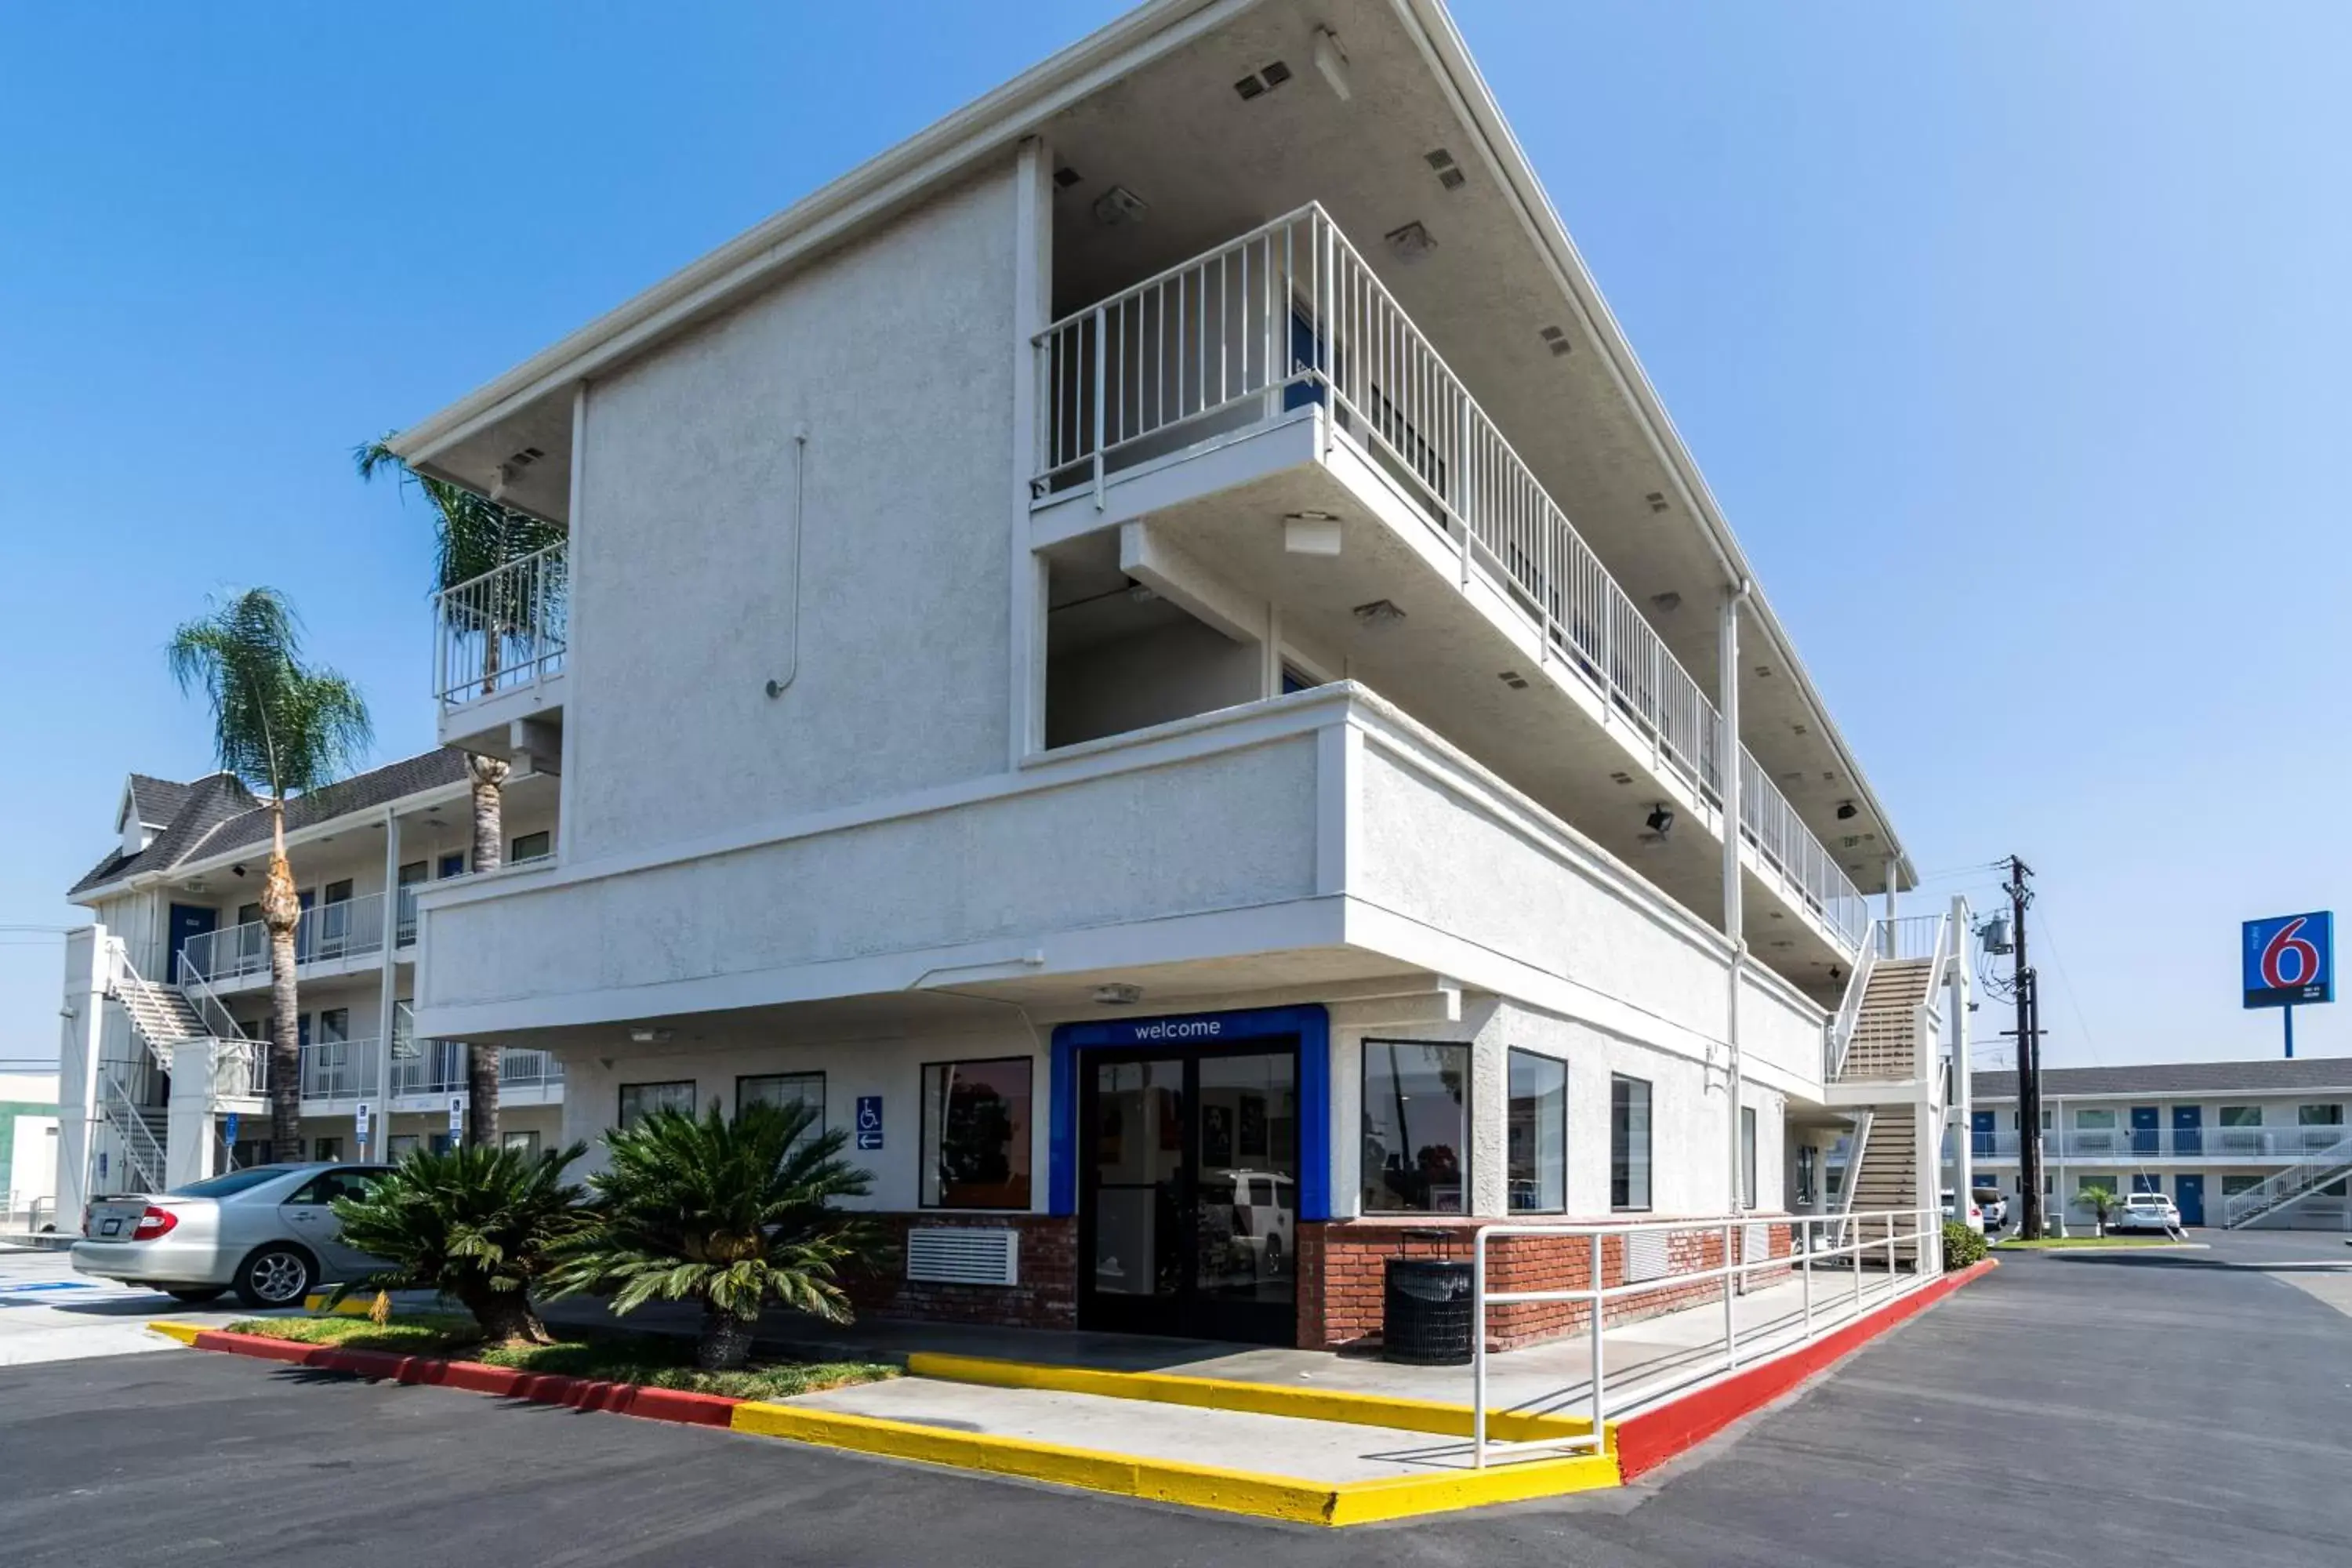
[855, 1096, 884, 1150]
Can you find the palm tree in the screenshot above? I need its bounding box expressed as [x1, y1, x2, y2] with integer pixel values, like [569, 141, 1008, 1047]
[550, 1101, 884, 1370]
[168, 589, 372, 1163]
[329, 1142, 590, 1345]
[2076, 1183, 2122, 1236]
[357, 437, 564, 1147]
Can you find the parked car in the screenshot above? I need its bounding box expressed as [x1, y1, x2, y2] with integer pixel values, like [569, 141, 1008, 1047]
[1212, 1170, 1295, 1279]
[1940, 1188, 1984, 1234]
[2109, 1192, 2181, 1235]
[1975, 1189, 2009, 1230]
[72, 1163, 390, 1308]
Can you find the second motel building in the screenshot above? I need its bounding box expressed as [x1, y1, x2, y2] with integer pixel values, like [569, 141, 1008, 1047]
[387, 0, 1943, 1350]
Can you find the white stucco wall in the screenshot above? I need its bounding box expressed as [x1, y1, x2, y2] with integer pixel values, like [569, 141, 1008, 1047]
[1047, 616, 1261, 748]
[566, 162, 1022, 864]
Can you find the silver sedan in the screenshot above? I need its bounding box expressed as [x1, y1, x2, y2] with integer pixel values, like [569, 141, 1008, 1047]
[71, 1163, 390, 1308]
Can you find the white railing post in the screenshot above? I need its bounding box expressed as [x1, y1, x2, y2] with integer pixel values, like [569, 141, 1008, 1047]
[1588, 1230, 1606, 1456]
[1472, 1228, 1489, 1469]
[1722, 1221, 1738, 1371]
[1091, 304, 1108, 509]
[1801, 1215, 1813, 1337]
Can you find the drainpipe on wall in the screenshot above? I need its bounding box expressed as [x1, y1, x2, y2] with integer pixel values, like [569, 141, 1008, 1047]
[1719, 582, 1751, 1220]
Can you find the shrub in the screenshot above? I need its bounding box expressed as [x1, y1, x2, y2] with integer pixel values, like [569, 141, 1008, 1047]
[549, 1099, 887, 1370]
[1943, 1218, 1988, 1269]
[328, 1142, 590, 1345]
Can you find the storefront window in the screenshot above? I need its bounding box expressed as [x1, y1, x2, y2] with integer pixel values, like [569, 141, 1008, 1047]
[1505, 1050, 1566, 1214]
[921, 1058, 1032, 1209]
[1610, 1074, 1652, 1211]
[1360, 1040, 1468, 1214]
[618, 1080, 697, 1131]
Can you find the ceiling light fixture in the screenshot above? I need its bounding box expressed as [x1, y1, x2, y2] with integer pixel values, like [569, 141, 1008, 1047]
[1352, 598, 1406, 626]
[628, 1027, 673, 1045]
[1283, 511, 1342, 556]
[1836, 800, 1858, 821]
[1384, 221, 1436, 263]
[1646, 804, 1675, 838]
[1093, 983, 1144, 1007]
[1092, 185, 1147, 227]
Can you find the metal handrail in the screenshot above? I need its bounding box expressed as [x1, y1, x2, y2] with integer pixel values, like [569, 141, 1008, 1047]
[1468, 1206, 1939, 1468]
[1824, 940, 1879, 1080]
[98, 1067, 167, 1196]
[1966, 1125, 2352, 1161]
[2220, 1128, 2352, 1225]
[1033, 203, 1867, 949]
[434, 541, 568, 710]
[182, 894, 390, 985]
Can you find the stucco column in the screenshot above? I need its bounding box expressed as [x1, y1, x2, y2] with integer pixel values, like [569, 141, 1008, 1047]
[372, 805, 401, 1161]
[56, 926, 107, 1223]
[1719, 586, 1750, 1216]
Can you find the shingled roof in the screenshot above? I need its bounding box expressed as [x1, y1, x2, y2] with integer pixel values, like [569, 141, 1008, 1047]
[68, 749, 472, 901]
[1973, 1057, 2352, 1099]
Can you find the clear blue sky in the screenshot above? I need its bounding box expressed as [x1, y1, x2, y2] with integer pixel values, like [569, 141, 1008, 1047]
[4, 2, 2347, 1072]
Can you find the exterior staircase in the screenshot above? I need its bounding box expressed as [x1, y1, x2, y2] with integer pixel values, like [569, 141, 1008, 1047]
[2222, 1129, 2352, 1229]
[1823, 917, 1955, 1266]
[1834, 959, 1936, 1083]
[113, 969, 207, 1069]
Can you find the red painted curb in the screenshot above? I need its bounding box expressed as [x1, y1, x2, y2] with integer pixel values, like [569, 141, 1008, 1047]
[1612, 1258, 1998, 1482]
[184, 1330, 743, 1428]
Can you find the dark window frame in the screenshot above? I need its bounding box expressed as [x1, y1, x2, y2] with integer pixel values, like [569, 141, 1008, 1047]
[1610, 1073, 1653, 1213]
[919, 1054, 1034, 1211]
[735, 1071, 827, 1145]
[1504, 1047, 1566, 1215]
[616, 1079, 698, 1131]
[1359, 1038, 1472, 1216]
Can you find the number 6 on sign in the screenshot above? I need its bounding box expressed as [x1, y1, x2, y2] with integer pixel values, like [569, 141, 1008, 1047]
[2243, 912, 2333, 1009]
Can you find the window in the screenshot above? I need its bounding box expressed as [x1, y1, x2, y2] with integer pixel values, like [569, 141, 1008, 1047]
[1360, 1040, 1469, 1214]
[503, 1131, 542, 1157]
[313, 1137, 344, 1163]
[2221, 1174, 2261, 1197]
[397, 860, 428, 886]
[2297, 1105, 2344, 1127]
[1741, 1105, 1759, 1210]
[618, 1080, 698, 1131]
[1610, 1075, 1653, 1211]
[738, 1072, 826, 1151]
[318, 1007, 350, 1044]
[1505, 1050, 1566, 1214]
[920, 1058, 1033, 1209]
[169, 1166, 296, 1198]
[2220, 1105, 2262, 1127]
[510, 830, 552, 863]
[289, 1168, 383, 1206]
[2074, 1109, 2116, 1130]
[388, 1134, 421, 1159]
[438, 852, 466, 879]
[1795, 1143, 1818, 1207]
[2075, 1174, 2115, 1198]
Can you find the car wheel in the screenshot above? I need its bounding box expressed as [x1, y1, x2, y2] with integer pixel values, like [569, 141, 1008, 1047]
[164, 1287, 228, 1305]
[234, 1245, 315, 1309]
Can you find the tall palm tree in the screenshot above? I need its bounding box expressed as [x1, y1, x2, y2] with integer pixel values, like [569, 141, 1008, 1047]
[358, 437, 564, 1147]
[168, 588, 372, 1163]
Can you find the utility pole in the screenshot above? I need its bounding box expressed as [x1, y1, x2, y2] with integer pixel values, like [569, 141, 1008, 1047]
[2007, 857, 2043, 1240]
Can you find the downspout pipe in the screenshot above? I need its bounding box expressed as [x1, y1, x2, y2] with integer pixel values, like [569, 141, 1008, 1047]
[1720, 579, 1751, 1217]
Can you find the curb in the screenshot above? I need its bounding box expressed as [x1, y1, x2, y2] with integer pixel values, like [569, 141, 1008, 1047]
[1610, 1256, 1998, 1481]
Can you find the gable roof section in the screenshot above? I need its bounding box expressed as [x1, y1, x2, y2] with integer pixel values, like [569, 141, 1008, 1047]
[122, 774, 197, 831]
[1973, 1057, 2352, 1100]
[67, 750, 473, 901]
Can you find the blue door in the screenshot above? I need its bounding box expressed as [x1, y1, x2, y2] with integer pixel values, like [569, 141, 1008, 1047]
[2172, 1105, 2202, 1157]
[2130, 1105, 2160, 1157]
[2174, 1174, 2205, 1226]
[1972, 1109, 1996, 1157]
[166, 903, 217, 984]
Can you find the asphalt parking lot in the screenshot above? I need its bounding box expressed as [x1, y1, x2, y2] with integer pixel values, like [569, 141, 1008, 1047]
[7, 1230, 2350, 1566]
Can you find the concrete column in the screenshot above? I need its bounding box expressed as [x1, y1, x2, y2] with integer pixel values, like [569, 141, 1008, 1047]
[1007, 134, 1053, 765]
[371, 806, 402, 1161]
[56, 926, 108, 1222]
[165, 1041, 220, 1188]
[1718, 586, 1748, 1215]
[1950, 895, 1973, 1242]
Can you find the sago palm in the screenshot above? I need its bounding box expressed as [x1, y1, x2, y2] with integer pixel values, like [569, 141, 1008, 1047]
[550, 1101, 883, 1370]
[357, 436, 564, 1145]
[167, 588, 371, 1162]
[329, 1142, 590, 1345]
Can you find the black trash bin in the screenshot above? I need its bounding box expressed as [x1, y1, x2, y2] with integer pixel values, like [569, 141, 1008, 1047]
[1382, 1257, 1475, 1365]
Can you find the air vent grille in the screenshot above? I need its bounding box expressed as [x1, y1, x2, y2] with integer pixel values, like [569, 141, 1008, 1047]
[906, 1227, 1020, 1287]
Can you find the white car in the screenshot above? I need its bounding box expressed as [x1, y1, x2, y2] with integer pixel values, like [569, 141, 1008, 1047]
[2110, 1192, 2181, 1235]
[1940, 1188, 1984, 1235]
[1976, 1189, 2009, 1230]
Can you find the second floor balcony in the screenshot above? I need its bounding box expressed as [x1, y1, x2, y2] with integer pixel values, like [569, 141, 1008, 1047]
[1966, 1123, 2350, 1163]
[294, 1036, 564, 1109]
[433, 540, 568, 754]
[1029, 205, 1871, 972]
[179, 891, 412, 993]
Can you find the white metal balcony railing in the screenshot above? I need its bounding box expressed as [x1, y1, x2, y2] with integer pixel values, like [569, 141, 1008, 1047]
[434, 543, 568, 711]
[179, 893, 392, 985]
[1966, 1123, 2352, 1163]
[297, 1038, 564, 1102]
[2222, 1134, 2352, 1227]
[1032, 205, 1868, 949]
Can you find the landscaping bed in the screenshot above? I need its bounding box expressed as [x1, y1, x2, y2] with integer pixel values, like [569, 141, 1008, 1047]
[1994, 1236, 2192, 1250]
[224, 1312, 898, 1401]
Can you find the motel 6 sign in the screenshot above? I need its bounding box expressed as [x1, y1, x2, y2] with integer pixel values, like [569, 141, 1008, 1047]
[2243, 912, 2334, 1010]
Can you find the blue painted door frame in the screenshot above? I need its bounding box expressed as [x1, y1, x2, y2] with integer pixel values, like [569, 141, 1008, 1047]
[166, 903, 216, 984]
[1048, 1005, 1330, 1221]
[2129, 1105, 2160, 1157]
[2172, 1104, 2202, 1156]
[2174, 1174, 2205, 1225]
[1970, 1109, 1996, 1157]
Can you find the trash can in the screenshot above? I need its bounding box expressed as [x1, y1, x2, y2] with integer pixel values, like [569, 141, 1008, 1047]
[1382, 1257, 1475, 1365]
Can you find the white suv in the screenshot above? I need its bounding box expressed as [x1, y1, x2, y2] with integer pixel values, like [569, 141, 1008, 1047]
[2111, 1192, 2182, 1234]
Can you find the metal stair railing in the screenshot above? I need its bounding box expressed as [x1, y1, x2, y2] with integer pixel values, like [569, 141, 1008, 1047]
[1824, 941, 1879, 1081]
[2221, 1128, 2352, 1227]
[98, 1066, 168, 1196]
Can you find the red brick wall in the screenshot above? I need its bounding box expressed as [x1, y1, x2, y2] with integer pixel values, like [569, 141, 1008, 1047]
[844, 1213, 1079, 1330]
[1298, 1217, 1795, 1352]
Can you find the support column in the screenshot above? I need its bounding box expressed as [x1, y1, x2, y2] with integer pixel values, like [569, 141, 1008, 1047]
[1950, 895, 1973, 1243]
[1719, 583, 1750, 1215]
[372, 805, 401, 1161]
[56, 926, 108, 1221]
[1007, 134, 1053, 766]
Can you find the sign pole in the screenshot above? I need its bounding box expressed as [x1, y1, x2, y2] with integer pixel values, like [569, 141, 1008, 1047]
[2284, 1004, 2294, 1060]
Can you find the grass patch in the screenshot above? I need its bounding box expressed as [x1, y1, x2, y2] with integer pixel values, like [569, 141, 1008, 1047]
[223, 1312, 898, 1400]
[1994, 1235, 2190, 1250]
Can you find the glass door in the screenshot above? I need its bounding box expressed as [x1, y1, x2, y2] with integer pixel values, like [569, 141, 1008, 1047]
[1189, 1049, 1298, 1345]
[1080, 1056, 1186, 1337]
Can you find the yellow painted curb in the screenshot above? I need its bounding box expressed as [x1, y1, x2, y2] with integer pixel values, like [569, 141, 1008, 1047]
[300, 1294, 378, 1318]
[729, 1396, 1621, 1526]
[147, 1319, 203, 1345]
[903, 1351, 1613, 1447]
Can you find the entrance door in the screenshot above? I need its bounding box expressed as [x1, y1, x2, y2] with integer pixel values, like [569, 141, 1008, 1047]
[1079, 1043, 1298, 1345]
[1971, 1109, 1996, 1157]
[2172, 1105, 2202, 1157]
[2129, 1105, 2160, 1157]
[167, 903, 216, 983]
[2174, 1173, 2206, 1226]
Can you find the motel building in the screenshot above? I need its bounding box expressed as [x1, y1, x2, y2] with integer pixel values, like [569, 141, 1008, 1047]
[1968, 1060, 2352, 1232]
[59, 0, 1974, 1352]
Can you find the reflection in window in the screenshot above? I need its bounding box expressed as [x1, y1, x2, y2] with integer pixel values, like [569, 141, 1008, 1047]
[1506, 1050, 1566, 1214]
[1361, 1040, 1468, 1214]
[922, 1058, 1032, 1209]
[617, 1080, 696, 1131]
[1611, 1075, 1652, 1211]
[738, 1072, 826, 1153]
